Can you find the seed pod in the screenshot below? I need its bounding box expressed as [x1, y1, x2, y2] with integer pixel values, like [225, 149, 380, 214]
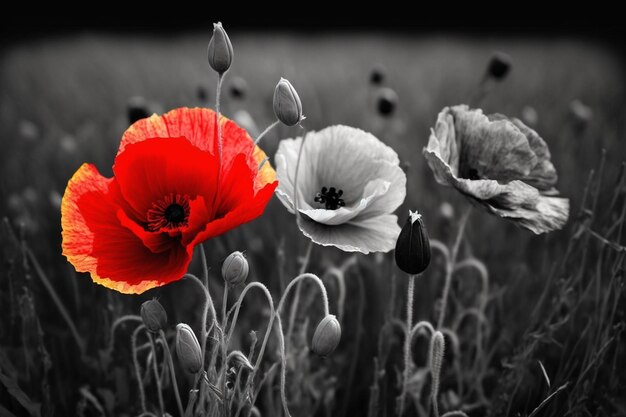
[207, 22, 233, 74]
[222, 251, 249, 287]
[140, 299, 167, 333]
[273, 78, 303, 126]
[175, 323, 202, 373]
[311, 314, 341, 357]
[395, 210, 431, 275]
[486, 51, 511, 81]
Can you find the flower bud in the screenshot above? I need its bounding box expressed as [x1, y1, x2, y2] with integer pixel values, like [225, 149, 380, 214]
[486, 51, 511, 81]
[175, 323, 202, 373]
[375, 87, 398, 117]
[273, 78, 303, 126]
[222, 251, 249, 286]
[140, 299, 167, 333]
[311, 314, 341, 357]
[207, 22, 233, 74]
[395, 210, 431, 275]
[429, 331, 445, 398]
[227, 350, 254, 372]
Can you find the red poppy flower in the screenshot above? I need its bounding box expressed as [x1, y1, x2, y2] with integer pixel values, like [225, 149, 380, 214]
[61, 108, 277, 294]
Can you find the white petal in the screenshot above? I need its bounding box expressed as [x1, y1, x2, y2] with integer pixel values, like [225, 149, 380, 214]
[297, 214, 401, 254]
[274, 136, 316, 212]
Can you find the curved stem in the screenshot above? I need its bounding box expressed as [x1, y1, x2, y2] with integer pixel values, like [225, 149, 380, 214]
[159, 330, 184, 417]
[286, 239, 314, 346]
[184, 273, 218, 369]
[108, 314, 142, 353]
[272, 315, 290, 417]
[437, 207, 471, 329]
[253, 119, 280, 148]
[132, 324, 148, 413]
[147, 332, 165, 416]
[398, 274, 416, 415]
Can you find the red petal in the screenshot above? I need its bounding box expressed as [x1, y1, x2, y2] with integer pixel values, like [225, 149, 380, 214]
[188, 154, 278, 246]
[113, 137, 218, 222]
[118, 107, 276, 191]
[61, 163, 191, 294]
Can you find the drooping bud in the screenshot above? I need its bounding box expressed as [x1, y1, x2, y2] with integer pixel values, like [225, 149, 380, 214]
[227, 350, 254, 372]
[375, 87, 398, 117]
[311, 314, 341, 357]
[395, 210, 431, 275]
[140, 299, 167, 333]
[207, 22, 233, 75]
[486, 51, 511, 81]
[175, 323, 202, 373]
[273, 78, 303, 126]
[222, 251, 249, 287]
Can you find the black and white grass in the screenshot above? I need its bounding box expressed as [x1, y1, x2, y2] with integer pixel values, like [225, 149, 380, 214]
[1, 20, 625, 417]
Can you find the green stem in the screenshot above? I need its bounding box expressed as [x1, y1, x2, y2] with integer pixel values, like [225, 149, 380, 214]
[437, 207, 471, 329]
[159, 330, 184, 417]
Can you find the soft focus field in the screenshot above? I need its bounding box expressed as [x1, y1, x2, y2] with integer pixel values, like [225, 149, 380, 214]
[1, 32, 625, 416]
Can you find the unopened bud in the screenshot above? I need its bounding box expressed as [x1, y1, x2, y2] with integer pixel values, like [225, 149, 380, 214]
[222, 251, 249, 286]
[395, 210, 431, 275]
[227, 350, 254, 372]
[175, 323, 202, 373]
[376, 87, 398, 117]
[486, 51, 511, 81]
[429, 331, 445, 399]
[140, 299, 167, 333]
[208, 22, 233, 74]
[311, 314, 341, 357]
[273, 78, 303, 126]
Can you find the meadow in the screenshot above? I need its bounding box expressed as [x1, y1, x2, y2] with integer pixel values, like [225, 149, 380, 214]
[1, 31, 625, 416]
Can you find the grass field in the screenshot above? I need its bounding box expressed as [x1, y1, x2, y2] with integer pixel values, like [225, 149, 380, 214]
[1, 31, 625, 416]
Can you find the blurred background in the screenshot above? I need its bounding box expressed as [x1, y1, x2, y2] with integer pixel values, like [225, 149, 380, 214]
[1, 18, 625, 417]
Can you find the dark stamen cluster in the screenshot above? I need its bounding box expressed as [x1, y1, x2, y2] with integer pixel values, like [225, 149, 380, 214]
[314, 186, 345, 210]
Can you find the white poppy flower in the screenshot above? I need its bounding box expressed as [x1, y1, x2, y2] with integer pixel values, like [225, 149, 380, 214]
[275, 125, 406, 253]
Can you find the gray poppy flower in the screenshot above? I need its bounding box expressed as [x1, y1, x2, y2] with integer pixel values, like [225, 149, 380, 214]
[423, 105, 569, 234]
[275, 125, 406, 253]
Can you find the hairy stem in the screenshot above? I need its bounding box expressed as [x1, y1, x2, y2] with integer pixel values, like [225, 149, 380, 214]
[437, 207, 471, 329]
[159, 330, 184, 417]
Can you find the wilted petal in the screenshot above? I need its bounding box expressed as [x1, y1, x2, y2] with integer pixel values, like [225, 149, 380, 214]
[488, 195, 569, 234]
[452, 106, 537, 182]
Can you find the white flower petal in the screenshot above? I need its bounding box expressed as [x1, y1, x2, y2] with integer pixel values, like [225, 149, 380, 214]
[297, 214, 401, 254]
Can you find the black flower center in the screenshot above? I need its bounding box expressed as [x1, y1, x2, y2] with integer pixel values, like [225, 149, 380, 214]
[314, 186, 345, 210]
[147, 194, 191, 231]
[164, 204, 186, 224]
